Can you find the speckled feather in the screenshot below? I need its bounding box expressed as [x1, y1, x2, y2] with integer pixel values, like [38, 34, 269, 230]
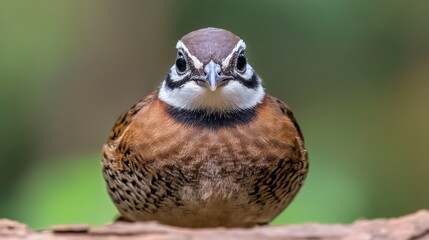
[102, 92, 308, 228]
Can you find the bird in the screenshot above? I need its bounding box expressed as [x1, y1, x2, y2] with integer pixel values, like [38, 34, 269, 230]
[102, 27, 308, 228]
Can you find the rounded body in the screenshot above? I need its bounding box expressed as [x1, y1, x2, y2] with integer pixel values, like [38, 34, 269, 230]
[102, 94, 308, 228]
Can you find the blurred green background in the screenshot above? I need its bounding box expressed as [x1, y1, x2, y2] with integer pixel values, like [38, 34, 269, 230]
[1, 0, 428, 229]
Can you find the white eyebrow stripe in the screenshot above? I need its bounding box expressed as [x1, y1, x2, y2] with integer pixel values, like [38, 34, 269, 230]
[221, 40, 246, 69]
[176, 40, 204, 70]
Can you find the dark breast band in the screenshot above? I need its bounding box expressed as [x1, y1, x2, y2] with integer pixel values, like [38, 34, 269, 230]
[167, 106, 257, 129]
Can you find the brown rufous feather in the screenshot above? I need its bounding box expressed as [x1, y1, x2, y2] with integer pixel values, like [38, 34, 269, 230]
[102, 92, 308, 228]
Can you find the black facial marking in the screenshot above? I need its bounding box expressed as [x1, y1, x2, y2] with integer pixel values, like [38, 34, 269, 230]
[165, 66, 260, 90]
[164, 71, 191, 90]
[236, 71, 259, 89]
[167, 106, 257, 129]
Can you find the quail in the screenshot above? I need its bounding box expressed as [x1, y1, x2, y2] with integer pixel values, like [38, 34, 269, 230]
[102, 27, 308, 228]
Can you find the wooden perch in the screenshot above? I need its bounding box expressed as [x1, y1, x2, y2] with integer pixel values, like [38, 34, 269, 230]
[1, 210, 429, 240]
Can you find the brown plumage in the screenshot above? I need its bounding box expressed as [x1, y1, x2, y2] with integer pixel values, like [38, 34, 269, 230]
[181, 28, 241, 64]
[102, 28, 308, 228]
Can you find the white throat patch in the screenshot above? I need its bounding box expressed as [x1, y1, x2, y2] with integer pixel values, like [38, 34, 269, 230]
[158, 80, 265, 112]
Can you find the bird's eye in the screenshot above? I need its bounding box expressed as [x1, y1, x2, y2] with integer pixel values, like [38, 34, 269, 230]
[176, 52, 187, 73]
[236, 52, 247, 72]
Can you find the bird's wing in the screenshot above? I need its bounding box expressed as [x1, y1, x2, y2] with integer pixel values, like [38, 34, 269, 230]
[267, 95, 305, 143]
[107, 92, 156, 143]
[264, 95, 307, 163]
[102, 92, 157, 171]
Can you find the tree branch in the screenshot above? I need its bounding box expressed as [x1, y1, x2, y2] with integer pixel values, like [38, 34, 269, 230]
[1, 210, 428, 240]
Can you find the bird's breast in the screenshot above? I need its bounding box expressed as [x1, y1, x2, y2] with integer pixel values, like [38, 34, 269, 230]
[125, 97, 299, 165]
[103, 96, 307, 227]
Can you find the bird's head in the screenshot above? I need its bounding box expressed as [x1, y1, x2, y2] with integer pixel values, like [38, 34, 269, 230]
[159, 28, 265, 113]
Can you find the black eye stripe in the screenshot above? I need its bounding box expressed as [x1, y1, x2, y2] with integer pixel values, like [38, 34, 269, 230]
[165, 71, 191, 89]
[166, 69, 259, 90]
[235, 71, 259, 89]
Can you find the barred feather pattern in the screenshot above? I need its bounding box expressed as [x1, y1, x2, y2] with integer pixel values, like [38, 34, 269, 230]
[102, 92, 308, 228]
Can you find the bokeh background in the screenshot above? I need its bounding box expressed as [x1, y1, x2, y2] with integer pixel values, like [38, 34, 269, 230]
[1, 0, 428, 229]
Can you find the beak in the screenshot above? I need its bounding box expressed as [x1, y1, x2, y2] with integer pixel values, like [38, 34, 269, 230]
[205, 61, 221, 91]
[191, 61, 233, 91]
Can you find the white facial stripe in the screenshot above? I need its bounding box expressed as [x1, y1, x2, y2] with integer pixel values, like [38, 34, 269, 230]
[221, 40, 246, 69]
[176, 40, 204, 70]
[169, 65, 189, 82]
[158, 77, 265, 112]
[238, 64, 255, 80]
[159, 81, 203, 110]
[221, 81, 264, 109]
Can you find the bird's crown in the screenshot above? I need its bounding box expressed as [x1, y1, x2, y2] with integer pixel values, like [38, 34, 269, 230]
[179, 28, 243, 67]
